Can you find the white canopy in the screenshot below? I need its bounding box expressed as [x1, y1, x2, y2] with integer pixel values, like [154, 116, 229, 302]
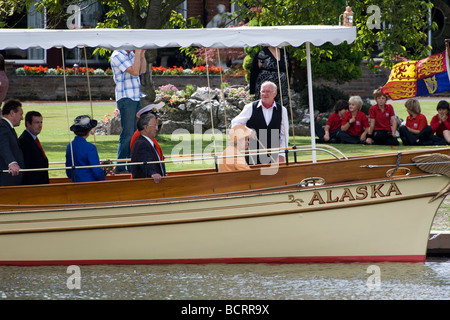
[0, 25, 357, 161]
[0, 25, 356, 50]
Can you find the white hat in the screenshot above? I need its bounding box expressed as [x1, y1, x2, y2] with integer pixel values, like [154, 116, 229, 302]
[228, 124, 255, 143]
[136, 102, 165, 117]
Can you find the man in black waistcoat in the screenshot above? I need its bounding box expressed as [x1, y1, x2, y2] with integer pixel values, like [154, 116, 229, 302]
[0, 99, 24, 186]
[19, 111, 49, 185]
[230, 81, 289, 165]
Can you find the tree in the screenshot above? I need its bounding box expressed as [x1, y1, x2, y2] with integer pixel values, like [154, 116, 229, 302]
[233, 0, 434, 90]
[348, 0, 435, 69]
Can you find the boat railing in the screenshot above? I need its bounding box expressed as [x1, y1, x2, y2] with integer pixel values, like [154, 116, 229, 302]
[1, 144, 348, 174]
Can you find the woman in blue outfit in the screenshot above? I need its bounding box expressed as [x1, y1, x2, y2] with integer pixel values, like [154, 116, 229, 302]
[65, 115, 105, 182]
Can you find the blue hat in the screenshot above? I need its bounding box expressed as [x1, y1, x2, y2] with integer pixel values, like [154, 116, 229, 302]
[70, 115, 98, 132]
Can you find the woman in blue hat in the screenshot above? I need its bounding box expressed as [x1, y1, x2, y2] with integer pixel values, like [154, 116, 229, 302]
[65, 115, 105, 182]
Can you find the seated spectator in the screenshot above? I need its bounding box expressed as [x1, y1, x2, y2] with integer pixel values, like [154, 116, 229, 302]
[130, 112, 165, 183]
[66, 115, 105, 182]
[366, 87, 399, 146]
[339, 96, 370, 144]
[130, 102, 164, 160]
[398, 99, 432, 145]
[218, 124, 255, 172]
[428, 100, 450, 145]
[315, 99, 349, 143]
[18, 111, 49, 185]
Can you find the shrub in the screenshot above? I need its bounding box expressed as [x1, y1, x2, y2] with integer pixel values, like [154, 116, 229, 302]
[299, 85, 349, 113]
[157, 84, 179, 103]
[315, 113, 329, 126]
[46, 68, 58, 75]
[15, 67, 25, 75]
[181, 68, 194, 75]
[185, 84, 195, 98]
[225, 87, 254, 103]
[93, 68, 105, 75]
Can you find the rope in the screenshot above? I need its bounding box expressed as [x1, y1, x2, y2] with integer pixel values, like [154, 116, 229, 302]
[1, 145, 349, 174]
[83, 46, 96, 145]
[273, 47, 289, 150]
[216, 48, 228, 133]
[61, 48, 76, 181]
[204, 49, 218, 169]
[361, 161, 450, 168]
[386, 152, 402, 177]
[283, 47, 295, 146]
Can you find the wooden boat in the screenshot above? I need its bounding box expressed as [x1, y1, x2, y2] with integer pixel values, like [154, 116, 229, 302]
[0, 27, 449, 265]
[1, 147, 449, 265]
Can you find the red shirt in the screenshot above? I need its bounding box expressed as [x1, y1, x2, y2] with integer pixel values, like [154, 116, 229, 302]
[326, 112, 342, 132]
[369, 103, 396, 130]
[405, 113, 427, 131]
[341, 111, 369, 137]
[430, 114, 450, 137]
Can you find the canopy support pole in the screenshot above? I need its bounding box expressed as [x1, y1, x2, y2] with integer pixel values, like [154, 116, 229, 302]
[61, 48, 76, 181]
[83, 47, 96, 145]
[306, 42, 317, 163]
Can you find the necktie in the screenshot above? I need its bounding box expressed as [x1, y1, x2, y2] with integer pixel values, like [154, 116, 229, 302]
[35, 137, 47, 158]
[152, 139, 164, 160]
[151, 142, 165, 176]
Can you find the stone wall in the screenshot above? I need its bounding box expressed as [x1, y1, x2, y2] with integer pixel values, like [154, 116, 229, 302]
[6, 74, 247, 101]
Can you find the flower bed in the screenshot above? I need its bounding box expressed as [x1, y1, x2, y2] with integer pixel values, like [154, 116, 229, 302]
[15, 65, 226, 76]
[15, 65, 113, 76]
[145, 65, 226, 75]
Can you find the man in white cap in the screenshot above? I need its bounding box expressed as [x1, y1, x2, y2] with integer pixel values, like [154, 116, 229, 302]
[131, 112, 165, 183]
[130, 102, 164, 160]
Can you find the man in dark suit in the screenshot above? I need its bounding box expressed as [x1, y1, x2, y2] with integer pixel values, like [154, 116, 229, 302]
[130, 112, 165, 183]
[0, 99, 24, 186]
[19, 111, 49, 185]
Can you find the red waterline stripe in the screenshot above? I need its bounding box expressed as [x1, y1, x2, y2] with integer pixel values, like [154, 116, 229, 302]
[0, 255, 426, 266]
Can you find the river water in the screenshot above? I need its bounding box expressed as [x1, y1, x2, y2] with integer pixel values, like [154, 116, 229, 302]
[1, 258, 449, 301]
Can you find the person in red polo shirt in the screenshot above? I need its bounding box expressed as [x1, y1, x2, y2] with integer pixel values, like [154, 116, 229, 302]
[366, 87, 399, 146]
[398, 98, 432, 145]
[429, 100, 450, 145]
[339, 95, 370, 144]
[315, 99, 349, 143]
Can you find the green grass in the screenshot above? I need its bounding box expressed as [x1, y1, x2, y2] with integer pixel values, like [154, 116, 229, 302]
[16, 99, 449, 177]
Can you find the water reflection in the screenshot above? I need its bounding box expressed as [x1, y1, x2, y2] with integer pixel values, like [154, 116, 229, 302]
[0, 259, 449, 300]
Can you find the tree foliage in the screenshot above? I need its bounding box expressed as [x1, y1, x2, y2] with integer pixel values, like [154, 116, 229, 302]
[233, 0, 435, 89]
[233, 0, 362, 90]
[1, 0, 436, 93]
[348, 0, 435, 69]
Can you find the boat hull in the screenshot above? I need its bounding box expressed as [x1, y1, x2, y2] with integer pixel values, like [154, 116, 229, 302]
[0, 175, 446, 265]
